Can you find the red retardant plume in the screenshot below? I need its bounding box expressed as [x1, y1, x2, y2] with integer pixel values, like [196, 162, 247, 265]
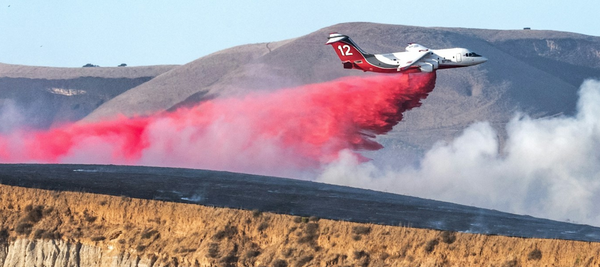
[0, 72, 436, 175]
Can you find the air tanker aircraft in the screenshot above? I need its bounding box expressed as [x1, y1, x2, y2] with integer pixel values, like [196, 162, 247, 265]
[326, 33, 487, 73]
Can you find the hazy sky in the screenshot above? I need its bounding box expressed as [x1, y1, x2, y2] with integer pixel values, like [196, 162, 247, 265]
[1, 0, 598, 67]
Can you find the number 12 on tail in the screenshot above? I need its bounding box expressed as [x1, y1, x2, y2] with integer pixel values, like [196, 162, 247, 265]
[337, 45, 353, 56]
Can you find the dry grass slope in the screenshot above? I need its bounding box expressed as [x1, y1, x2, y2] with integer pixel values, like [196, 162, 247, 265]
[1, 184, 599, 266]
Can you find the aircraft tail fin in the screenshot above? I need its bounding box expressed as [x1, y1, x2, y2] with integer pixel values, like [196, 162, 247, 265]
[325, 33, 370, 70]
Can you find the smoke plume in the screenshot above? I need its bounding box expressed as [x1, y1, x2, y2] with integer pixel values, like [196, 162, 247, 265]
[0, 73, 436, 177]
[319, 79, 600, 226]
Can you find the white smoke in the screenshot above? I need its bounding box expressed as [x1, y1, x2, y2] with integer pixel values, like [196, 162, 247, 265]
[318, 79, 600, 226]
[0, 100, 26, 133]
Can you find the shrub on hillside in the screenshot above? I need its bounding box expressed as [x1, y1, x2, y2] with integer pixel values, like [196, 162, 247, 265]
[528, 248, 542, 261]
[208, 242, 220, 258]
[23, 205, 44, 223]
[424, 239, 439, 253]
[298, 223, 319, 244]
[42, 206, 54, 216]
[33, 229, 46, 239]
[273, 259, 288, 267]
[83, 212, 97, 223]
[15, 222, 33, 235]
[213, 225, 237, 240]
[502, 259, 519, 267]
[245, 249, 260, 258]
[0, 228, 8, 241]
[295, 255, 313, 267]
[353, 250, 369, 259]
[108, 230, 122, 240]
[353, 250, 371, 267]
[174, 247, 197, 253]
[379, 252, 390, 260]
[220, 253, 238, 267]
[72, 228, 83, 238]
[441, 231, 457, 244]
[352, 225, 371, 235]
[91, 235, 106, 242]
[282, 248, 294, 258]
[258, 222, 269, 231]
[141, 229, 159, 239]
[42, 231, 61, 239]
[252, 209, 262, 217]
[306, 223, 318, 233]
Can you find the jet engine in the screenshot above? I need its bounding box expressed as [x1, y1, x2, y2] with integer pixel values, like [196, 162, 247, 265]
[418, 59, 439, 73]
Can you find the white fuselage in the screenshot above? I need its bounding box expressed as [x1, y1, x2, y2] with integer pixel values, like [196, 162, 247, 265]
[374, 48, 488, 70]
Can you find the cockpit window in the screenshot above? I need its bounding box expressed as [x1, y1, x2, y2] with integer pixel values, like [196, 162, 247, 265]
[465, 52, 482, 57]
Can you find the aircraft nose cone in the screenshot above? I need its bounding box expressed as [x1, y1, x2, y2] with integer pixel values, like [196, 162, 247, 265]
[481, 57, 488, 63]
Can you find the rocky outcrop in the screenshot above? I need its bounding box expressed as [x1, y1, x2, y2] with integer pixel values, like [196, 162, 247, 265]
[0, 238, 163, 267]
[4, 239, 85, 267]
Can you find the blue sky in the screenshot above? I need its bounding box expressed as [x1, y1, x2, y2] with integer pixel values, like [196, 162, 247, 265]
[1, 0, 598, 67]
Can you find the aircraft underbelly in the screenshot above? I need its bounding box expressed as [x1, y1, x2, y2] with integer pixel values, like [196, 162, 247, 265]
[364, 55, 398, 69]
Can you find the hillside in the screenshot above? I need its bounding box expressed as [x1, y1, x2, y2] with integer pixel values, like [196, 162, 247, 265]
[2, 163, 599, 243]
[81, 22, 600, 154]
[2, 183, 600, 267]
[0, 63, 176, 130]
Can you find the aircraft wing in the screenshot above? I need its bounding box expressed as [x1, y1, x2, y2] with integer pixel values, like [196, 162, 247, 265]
[398, 51, 430, 69]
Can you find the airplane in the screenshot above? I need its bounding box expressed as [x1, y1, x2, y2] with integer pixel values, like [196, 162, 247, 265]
[326, 33, 487, 73]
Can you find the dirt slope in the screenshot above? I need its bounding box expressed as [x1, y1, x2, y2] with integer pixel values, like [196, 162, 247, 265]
[1, 184, 599, 267]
